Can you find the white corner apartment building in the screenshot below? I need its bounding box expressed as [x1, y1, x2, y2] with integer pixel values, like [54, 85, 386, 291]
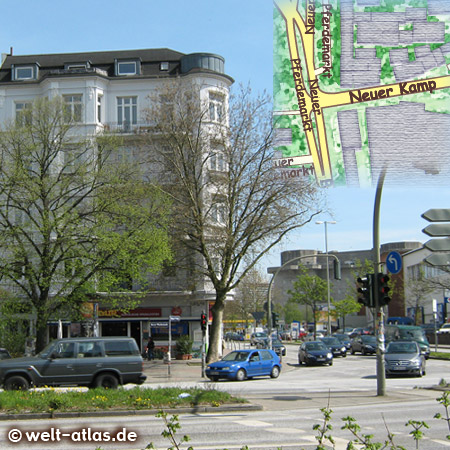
[0, 48, 234, 353]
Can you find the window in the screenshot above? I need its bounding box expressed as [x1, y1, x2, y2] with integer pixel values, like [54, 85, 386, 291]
[15, 102, 32, 126]
[160, 62, 169, 71]
[117, 97, 137, 129]
[210, 202, 226, 224]
[115, 60, 140, 76]
[209, 149, 227, 172]
[63, 95, 83, 122]
[104, 340, 138, 356]
[97, 95, 103, 123]
[209, 92, 224, 122]
[13, 65, 37, 80]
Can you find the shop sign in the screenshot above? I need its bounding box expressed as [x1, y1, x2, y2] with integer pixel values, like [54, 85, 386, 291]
[99, 307, 162, 318]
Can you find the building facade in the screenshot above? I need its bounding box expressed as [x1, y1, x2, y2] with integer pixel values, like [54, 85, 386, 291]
[0, 48, 233, 352]
[268, 241, 423, 330]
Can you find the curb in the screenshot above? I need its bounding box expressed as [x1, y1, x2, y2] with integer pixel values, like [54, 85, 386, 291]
[0, 403, 262, 421]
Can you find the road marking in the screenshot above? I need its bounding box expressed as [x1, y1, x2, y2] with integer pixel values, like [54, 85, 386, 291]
[234, 419, 273, 427]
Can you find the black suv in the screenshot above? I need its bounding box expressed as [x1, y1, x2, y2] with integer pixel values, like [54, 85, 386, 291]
[0, 337, 146, 390]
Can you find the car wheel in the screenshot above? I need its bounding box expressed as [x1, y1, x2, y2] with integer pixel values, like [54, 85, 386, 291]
[235, 368, 246, 381]
[4, 375, 30, 391]
[270, 366, 280, 378]
[329, 360, 333, 366]
[351, 348, 355, 355]
[209, 376, 219, 382]
[343, 353, 347, 358]
[362, 348, 366, 356]
[93, 373, 119, 389]
[298, 357, 302, 365]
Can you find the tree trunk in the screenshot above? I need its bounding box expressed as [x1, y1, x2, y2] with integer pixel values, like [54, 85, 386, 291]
[35, 311, 49, 353]
[206, 293, 226, 363]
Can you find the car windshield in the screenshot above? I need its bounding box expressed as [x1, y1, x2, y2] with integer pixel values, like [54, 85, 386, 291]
[361, 335, 377, 344]
[222, 351, 249, 362]
[334, 334, 349, 341]
[37, 341, 58, 359]
[387, 343, 418, 354]
[399, 328, 427, 342]
[272, 340, 282, 345]
[322, 338, 340, 345]
[306, 342, 327, 351]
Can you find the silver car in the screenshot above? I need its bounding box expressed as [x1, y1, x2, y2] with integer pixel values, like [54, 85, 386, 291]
[384, 340, 426, 377]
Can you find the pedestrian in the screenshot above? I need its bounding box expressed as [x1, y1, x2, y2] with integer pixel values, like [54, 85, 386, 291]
[146, 337, 155, 361]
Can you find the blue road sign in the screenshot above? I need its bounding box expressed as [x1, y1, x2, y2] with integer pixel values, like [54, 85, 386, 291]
[386, 251, 402, 274]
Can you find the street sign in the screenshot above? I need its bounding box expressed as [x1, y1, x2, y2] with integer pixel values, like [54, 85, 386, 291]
[386, 251, 402, 274]
[424, 238, 450, 252]
[423, 223, 450, 237]
[422, 208, 450, 222]
[424, 253, 450, 266]
[169, 315, 180, 322]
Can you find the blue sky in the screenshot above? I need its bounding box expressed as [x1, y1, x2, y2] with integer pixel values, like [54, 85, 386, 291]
[1, 1, 448, 271]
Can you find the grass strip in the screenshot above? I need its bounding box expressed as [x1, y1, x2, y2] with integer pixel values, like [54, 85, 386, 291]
[0, 387, 246, 414]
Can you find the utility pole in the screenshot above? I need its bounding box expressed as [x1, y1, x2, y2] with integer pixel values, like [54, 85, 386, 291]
[373, 168, 387, 396]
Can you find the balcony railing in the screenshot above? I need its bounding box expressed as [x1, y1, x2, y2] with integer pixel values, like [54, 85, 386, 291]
[48, 67, 108, 77]
[103, 122, 155, 134]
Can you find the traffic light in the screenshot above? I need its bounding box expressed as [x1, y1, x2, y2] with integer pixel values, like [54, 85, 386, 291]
[377, 273, 391, 306]
[272, 312, 279, 328]
[357, 274, 373, 308]
[200, 312, 207, 331]
[333, 259, 341, 280]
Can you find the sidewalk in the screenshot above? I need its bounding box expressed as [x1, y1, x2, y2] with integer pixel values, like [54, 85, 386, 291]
[143, 357, 207, 384]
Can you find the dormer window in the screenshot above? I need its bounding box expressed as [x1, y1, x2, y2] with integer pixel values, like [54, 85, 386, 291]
[115, 59, 141, 76]
[12, 64, 39, 81]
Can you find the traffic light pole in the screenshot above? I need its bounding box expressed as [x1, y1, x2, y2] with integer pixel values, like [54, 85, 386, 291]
[373, 168, 387, 396]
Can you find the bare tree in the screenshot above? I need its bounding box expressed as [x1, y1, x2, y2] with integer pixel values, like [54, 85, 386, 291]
[143, 81, 322, 362]
[0, 97, 172, 351]
[226, 267, 268, 327]
[405, 265, 436, 324]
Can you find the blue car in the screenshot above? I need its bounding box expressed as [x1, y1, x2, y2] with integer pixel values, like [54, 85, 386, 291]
[206, 349, 281, 381]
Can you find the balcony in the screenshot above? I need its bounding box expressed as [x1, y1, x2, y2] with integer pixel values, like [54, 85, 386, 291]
[103, 122, 154, 134]
[48, 67, 108, 77]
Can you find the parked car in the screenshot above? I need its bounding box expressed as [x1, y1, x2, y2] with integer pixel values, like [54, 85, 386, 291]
[385, 325, 430, 359]
[333, 333, 352, 350]
[438, 323, 450, 334]
[224, 332, 244, 342]
[205, 349, 281, 381]
[298, 341, 333, 366]
[384, 340, 426, 377]
[271, 339, 286, 356]
[250, 332, 268, 346]
[320, 337, 347, 357]
[304, 331, 325, 341]
[0, 348, 11, 360]
[350, 335, 377, 355]
[0, 337, 146, 390]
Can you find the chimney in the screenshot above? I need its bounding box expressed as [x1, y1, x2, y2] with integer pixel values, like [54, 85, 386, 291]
[10, 47, 13, 56]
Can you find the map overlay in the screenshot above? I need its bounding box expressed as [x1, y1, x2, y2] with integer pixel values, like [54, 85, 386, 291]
[273, 0, 450, 187]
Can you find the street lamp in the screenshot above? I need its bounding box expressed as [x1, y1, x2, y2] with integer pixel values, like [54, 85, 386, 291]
[316, 220, 336, 335]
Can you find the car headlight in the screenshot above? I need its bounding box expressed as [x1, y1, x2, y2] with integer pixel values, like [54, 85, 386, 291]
[327, 353, 332, 358]
[222, 367, 230, 371]
[341, 347, 346, 352]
